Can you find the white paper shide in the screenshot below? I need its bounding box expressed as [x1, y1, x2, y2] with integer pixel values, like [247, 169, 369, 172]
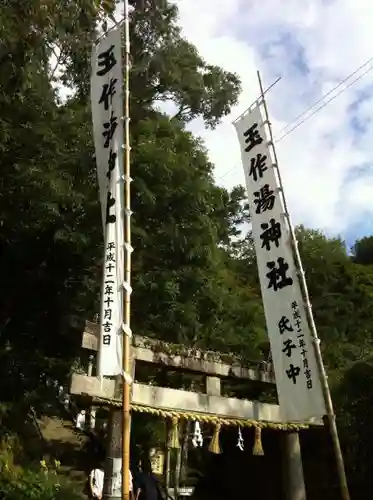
[90, 28, 124, 376]
[234, 104, 326, 422]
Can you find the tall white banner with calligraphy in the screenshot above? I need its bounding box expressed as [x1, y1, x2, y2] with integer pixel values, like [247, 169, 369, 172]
[234, 104, 326, 422]
[91, 28, 124, 376]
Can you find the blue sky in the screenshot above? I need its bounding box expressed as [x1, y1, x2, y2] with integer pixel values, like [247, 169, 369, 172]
[173, 0, 373, 245]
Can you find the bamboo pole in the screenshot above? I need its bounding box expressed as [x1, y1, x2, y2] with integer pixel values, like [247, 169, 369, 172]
[122, 1, 132, 499]
[256, 70, 350, 500]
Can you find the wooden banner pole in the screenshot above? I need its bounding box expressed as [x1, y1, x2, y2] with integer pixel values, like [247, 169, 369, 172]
[256, 70, 350, 500]
[122, 0, 132, 499]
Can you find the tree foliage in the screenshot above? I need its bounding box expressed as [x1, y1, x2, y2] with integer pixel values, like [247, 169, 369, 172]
[0, 0, 252, 413]
[352, 235, 373, 266]
[0, 439, 84, 500]
[1, 0, 373, 498]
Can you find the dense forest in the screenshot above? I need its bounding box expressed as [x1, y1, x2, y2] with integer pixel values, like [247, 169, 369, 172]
[1, 0, 373, 498]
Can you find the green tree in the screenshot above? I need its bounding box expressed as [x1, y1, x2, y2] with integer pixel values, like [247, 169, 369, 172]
[128, 0, 241, 128]
[130, 114, 264, 356]
[296, 226, 373, 372]
[335, 359, 373, 490]
[0, 0, 252, 417]
[0, 441, 84, 500]
[352, 236, 373, 266]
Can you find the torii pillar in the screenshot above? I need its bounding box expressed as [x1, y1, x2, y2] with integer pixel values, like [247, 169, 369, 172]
[283, 432, 307, 500]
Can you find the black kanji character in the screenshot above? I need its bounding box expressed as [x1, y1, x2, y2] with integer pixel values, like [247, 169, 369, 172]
[107, 149, 117, 181]
[105, 284, 114, 295]
[291, 301, 298, 310]
[248, 153, 268, 182]
[295, 318, 301, 329]
[266, 257, 294, 291]
[254, 184, 275, 214]
[107, 242, 115, 250]
[104, 309, 112, 321]
[106, 191, 116, 224]
[260, 218, 281, 250]
[103, 321, 112, 332]
[102, 111, 118, 148]
[278, 315, 293, 334]
[286, 364, 301, 384]
[243, 123, 263, 153]
[303, 358, 308, 368]
[306, 379, 313, 389]
[282, 339, 297, 358]
[103, 334, 111, 345]
[106, 252, 115, 263]
[106, 262, 115, 272]
[104, 296, 113, 308]
[293, 309, 301, 320]
[97, 45, 116, 76]
[300, 349, 307, 357]
[299, 338, 306, 348]
[99, 77, 118, 110]
[304, 368, 312, 380]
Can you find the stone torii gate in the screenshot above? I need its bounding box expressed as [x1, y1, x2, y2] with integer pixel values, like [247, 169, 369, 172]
[69, 319, 307, 500]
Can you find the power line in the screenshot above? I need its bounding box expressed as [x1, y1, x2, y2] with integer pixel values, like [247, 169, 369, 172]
[277, 55, 373, 137]
[217, 55, 373, 182]
[217, 164, 240, 181]
[276, 63, 373, 143]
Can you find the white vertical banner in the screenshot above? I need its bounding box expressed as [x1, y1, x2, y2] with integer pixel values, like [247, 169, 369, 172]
[91, 28, 124, 376]
[234, 103, 326, 422]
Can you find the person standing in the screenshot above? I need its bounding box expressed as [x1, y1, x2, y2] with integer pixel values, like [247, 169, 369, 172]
[134, 459, 160, 500]
[89, 465, 104, 500]
[89, 465, 134, 500]
[129, 468, 134, 500]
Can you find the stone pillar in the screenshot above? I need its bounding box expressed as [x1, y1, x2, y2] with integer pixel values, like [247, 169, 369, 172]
[163, 419, 171, 494]
[283, 432, 307, 500]
[205, 376, 221, 396]
[87, 356, 96, 432]
[87, 354, 94, 376]
[103, 409, 122, 500]
[103, 356, 135, 500]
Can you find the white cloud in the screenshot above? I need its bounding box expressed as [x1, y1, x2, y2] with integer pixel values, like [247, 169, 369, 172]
[173, 0, 373, 240]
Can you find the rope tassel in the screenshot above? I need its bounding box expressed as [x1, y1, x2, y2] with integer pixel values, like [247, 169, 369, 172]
[168, 417, 180, 449]
[209, 422, 221, 454]
[252, 426, 264, 456]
